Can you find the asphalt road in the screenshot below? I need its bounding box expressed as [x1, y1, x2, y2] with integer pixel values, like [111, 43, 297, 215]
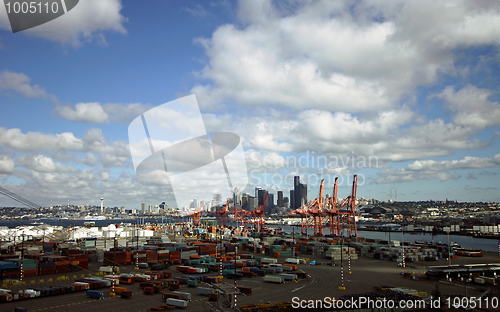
[1, 251, 499, 311]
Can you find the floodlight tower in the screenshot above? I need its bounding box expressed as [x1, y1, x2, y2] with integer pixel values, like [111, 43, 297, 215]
[101, 198, 104, 214]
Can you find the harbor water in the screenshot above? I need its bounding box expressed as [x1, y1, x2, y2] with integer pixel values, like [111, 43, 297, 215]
[273, 225, 500, 252]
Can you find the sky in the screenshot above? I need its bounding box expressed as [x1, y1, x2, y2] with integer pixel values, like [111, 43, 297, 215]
[1, 0, 500, 210]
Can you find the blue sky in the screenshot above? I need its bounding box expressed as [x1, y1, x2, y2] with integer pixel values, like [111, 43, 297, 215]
[1, 0, 500, 209]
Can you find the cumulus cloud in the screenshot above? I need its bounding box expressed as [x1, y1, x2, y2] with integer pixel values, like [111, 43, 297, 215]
[0, 70, 58, 103]
[0, 128, 83, 151]
[0, 155, 15, 175]
[16, 154, 75, 173]
[191, 0, 500, 112]
[0, 0, 127, 47]
[55, 102, 153, 123]
[1, 168, 173, 208]
[0, 127, 130, 168]
[55, 102, 110, 123]
[377, 154, 500, 183]
[434, 84, 500, 129]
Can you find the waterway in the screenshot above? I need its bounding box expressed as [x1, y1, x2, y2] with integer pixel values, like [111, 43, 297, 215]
[2, 219, 499, 253]
[272, 225, 500, 253]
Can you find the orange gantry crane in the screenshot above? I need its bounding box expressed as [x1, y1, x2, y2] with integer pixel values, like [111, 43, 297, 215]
[250, 192, 268, 231]
[291, 175, 358, 237]
[192, 201, 204, 226]
[213, 198, 230, 227]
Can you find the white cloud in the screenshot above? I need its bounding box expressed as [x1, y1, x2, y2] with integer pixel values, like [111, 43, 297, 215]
[0, 128, 83, 151]
[434, 84, 500, 129]
[16, 154, 75, 173]
[192, 0, 500, 113]
[0, 70, 58, 103]
[0, 0, 127, 47]
[103, 103, 153, 123]
[377, 154, 500, 183]
[54, 102, 154, 123]
[0, 155, 15, 175]
[55, 102, 110, 123]
[407, 155, 500, 172]
[182, 4, 208, 18]
[0, 127, 130, 168]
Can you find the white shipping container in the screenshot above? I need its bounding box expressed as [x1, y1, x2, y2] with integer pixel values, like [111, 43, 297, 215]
[278, 273, 297, 281]
[263, 275, 284, 283]
[173, 291, 192, 301]
[166, 298, 188, 308]
[261, 258, 278, 264]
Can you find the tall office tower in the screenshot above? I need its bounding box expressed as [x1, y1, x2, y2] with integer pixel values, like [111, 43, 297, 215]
[234, 187, 241, 206]
[265, 193, 274, 216]
[302, 185, 308, 207]
[294, 176, 302, 209]
[258, 189, 268, 207]
[212, 193, 222, 206]
[277, 191, 283, 208]
[255, 187, 261, 198]
[141, 203, 146, 214]
[290, 190, 295, 209]
[248, 196, 258, 212]
[242, 195, 248, 211]
[293, 176, 308, 209]
[100, 198, 104, 213]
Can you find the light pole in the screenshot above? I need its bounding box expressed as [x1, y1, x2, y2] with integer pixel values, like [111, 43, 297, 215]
[348, 232, 351, 274]
[402, 226, 405, 269]
[135, 219, 139, 270]
[447, 229, 451, 266]
[112, 236, 116, 293]
[20, 234, 24, 282]
[338, 235, 345, 290]
[234, 245, 238, 308]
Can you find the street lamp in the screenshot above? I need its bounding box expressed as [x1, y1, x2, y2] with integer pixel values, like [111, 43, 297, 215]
[20, 234, 24, 282]
[338, 235, 345, 290]
[447, 229, 451, 266]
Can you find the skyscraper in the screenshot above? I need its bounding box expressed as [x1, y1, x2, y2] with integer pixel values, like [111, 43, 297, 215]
[265, 193, 274, 216]
[292, 176, 307, 209]
[277, 191, 283, 208]
[258, 189, 268, 207]
[248, 196, 258, 212]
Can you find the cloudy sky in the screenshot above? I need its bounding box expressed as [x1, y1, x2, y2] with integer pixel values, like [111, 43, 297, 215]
[1, 0, 500, 209]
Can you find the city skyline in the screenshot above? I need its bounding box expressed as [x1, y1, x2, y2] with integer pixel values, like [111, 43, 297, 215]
[1, 1, 500, 208]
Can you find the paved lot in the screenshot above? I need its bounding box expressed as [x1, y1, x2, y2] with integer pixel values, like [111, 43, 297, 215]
[1, 251, 499, 311]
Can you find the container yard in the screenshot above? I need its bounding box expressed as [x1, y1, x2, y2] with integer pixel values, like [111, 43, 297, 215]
[0, 223, 497, 311]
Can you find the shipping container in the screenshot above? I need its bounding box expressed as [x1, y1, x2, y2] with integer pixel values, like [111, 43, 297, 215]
[166, 298, 188, 308]
[173, 291, 192, 301]
[263, 275, 284, 283]
[86, 290, 104, 299]
[196, 287, 213, 296]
